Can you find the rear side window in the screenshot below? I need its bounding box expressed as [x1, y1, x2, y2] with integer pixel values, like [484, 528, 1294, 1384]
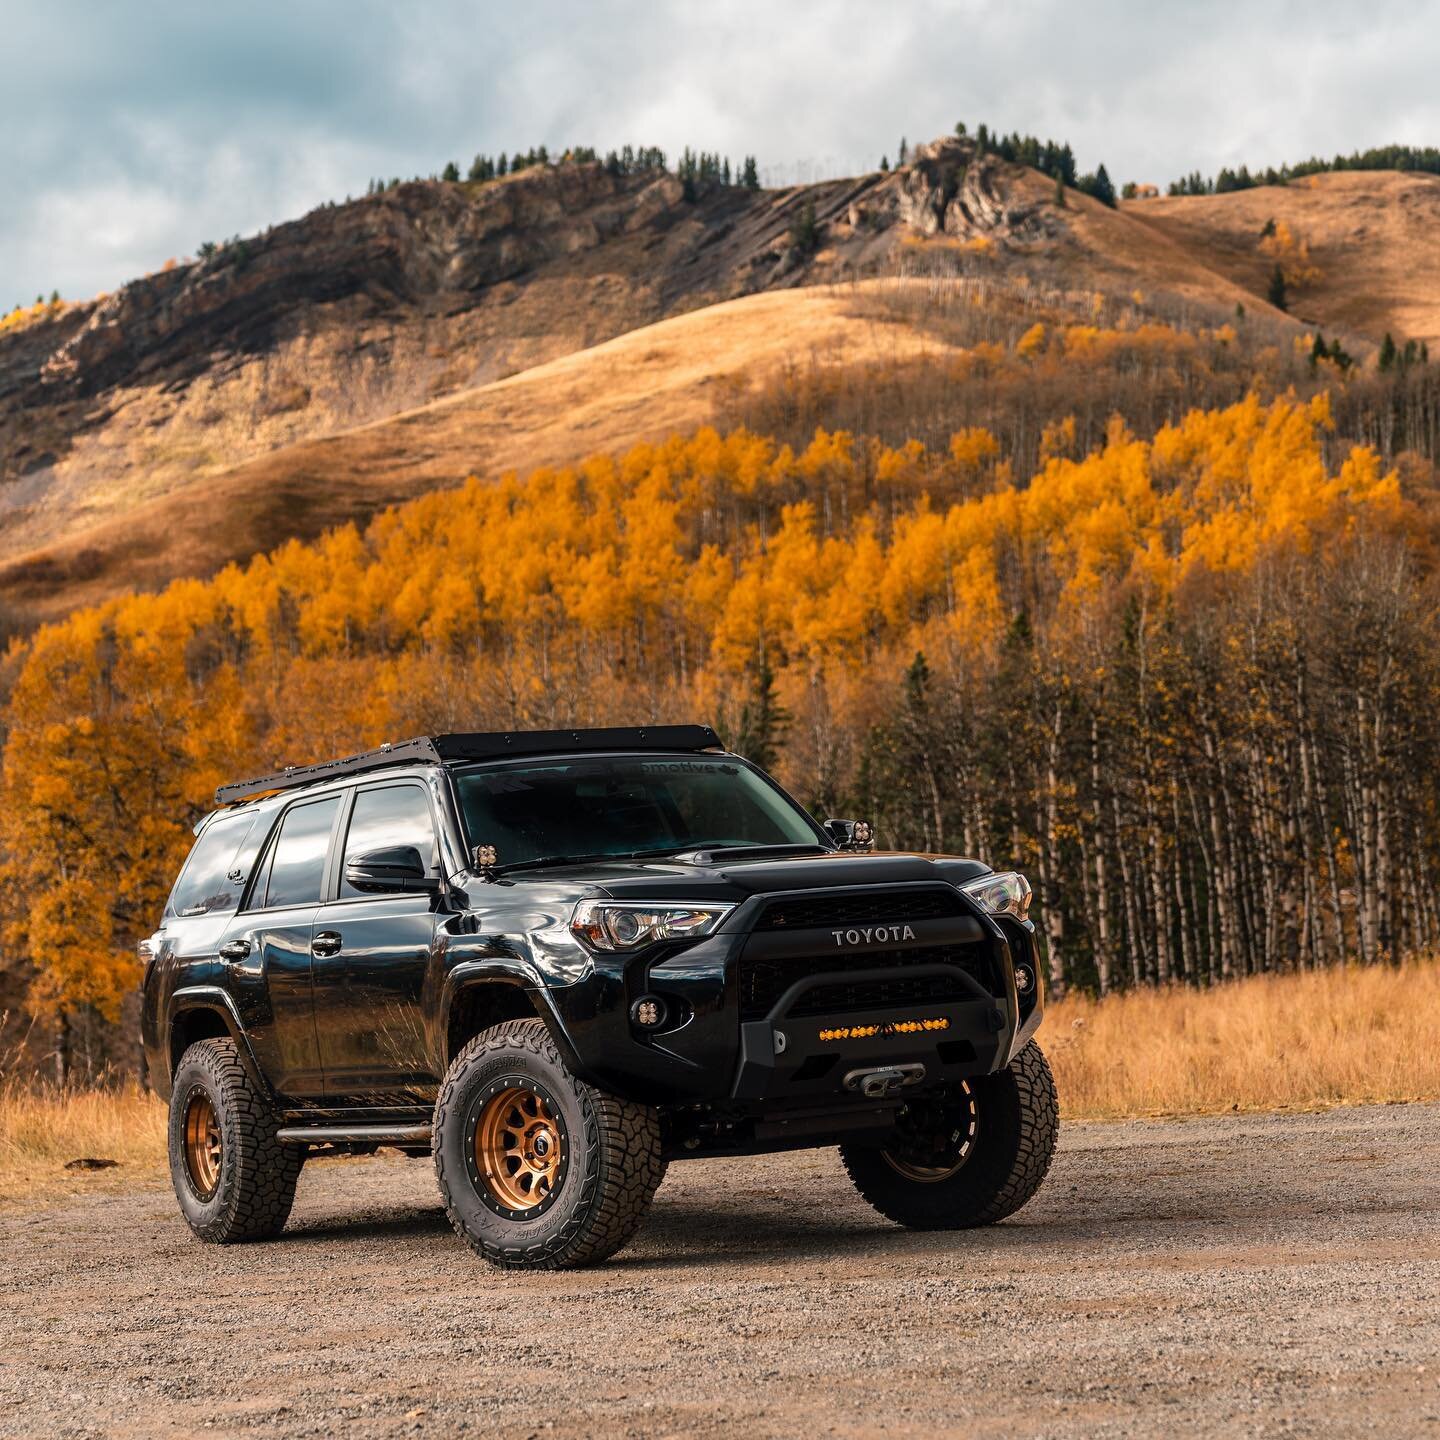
[261, 796, 341, 909]
[340, 785, 438, 898]
[168, 813, 258, 918]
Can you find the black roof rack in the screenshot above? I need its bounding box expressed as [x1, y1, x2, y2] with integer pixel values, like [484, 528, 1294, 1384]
[214, 725, 724, 806]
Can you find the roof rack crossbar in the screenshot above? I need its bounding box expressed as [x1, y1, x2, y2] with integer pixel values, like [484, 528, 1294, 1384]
[214, 725, 722, 806]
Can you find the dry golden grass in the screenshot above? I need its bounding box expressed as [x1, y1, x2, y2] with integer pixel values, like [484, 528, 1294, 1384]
[1, 282, 958, 620]
[0, 1078, 166, 1205]
[1131, 169, 1440, 348]
[1048, 957, 1440, 1119]
[2, 960, 1437, 1202]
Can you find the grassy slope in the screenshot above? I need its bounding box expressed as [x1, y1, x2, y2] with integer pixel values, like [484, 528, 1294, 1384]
[1129, 169, 1440, 344]
[0, 283, 960, 618]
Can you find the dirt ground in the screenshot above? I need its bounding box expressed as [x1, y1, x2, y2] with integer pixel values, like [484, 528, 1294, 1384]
[2, 1102, 1437, 1439]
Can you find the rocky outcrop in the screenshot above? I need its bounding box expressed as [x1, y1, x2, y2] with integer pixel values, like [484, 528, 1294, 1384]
[893, 137, 1059, 243]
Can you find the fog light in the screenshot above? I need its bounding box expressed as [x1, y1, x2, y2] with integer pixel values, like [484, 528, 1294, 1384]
[630, 995, 667, 1029]
[1014, 963, 1036, 996]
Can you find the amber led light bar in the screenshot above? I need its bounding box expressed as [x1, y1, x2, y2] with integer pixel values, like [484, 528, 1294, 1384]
[817, 1017, 951, 1043]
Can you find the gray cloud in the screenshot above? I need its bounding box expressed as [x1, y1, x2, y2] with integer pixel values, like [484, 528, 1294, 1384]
[5, 0, 1440, 306]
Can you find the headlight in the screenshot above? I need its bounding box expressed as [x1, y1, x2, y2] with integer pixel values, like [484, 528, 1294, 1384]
[570, 901, 734, 951]
[961, 871, 1032, 921]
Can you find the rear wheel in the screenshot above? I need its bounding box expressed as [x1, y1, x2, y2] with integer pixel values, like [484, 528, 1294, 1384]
[433, 1018, 665, 1269]
[167, 1037, 304, 1243]
[841, 1041, 1058, 1229]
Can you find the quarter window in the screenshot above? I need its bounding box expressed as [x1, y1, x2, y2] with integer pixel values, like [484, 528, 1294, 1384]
[340, 785, 438, 898]
[168, 813, 258, 918]
[263, 796, 341, 908]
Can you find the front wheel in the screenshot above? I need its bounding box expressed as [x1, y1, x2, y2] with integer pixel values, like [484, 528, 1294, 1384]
[841, 1041, 1058, 1229]
[433, 1019, 666, 1269]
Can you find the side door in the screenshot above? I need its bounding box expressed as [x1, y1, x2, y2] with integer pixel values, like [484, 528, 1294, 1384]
[311, 780, 443, 1102]
[221, 793, 344, 1101]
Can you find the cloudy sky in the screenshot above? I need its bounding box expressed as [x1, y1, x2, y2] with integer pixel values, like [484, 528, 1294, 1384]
[5, 0, 1440, 309]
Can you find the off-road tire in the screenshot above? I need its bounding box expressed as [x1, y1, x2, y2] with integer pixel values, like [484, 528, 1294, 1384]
[841, 1041, 1058, 1230]
[167, 1038, 304, 1243]
[433, 1018, 665, 1269]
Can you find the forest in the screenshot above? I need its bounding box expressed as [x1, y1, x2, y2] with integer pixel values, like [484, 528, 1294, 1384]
[3, 283, 1439, 1075]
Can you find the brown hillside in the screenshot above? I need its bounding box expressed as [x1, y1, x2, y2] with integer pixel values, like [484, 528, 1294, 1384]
[1128, 170, 1440, 343]
[6, 138, 1432, 623]
[0, 284, 959, 617]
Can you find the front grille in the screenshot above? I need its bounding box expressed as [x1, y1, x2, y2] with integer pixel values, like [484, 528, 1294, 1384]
[737, 942, 992, 1021]
[755, 887, 964, 932]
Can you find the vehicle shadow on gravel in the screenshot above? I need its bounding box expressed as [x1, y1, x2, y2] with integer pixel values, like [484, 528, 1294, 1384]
[282, 1206, 454, 1243]
[613, 1200, 1050, 1269]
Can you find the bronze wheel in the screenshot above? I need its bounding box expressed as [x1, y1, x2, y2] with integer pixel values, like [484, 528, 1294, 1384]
[168, 1038, 303, 1243]
[473, 1083, 565, 1214]
[881, 1080, 978, 1183]
[434, 1019, 665, 1268]
[182, 1088, 223, 1200]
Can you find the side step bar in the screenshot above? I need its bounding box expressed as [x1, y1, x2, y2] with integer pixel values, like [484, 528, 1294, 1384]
[275, 1123, 432, 1146]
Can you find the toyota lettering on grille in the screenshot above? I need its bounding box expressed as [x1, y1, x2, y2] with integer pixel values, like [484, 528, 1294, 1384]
[832, 924, 916, 946]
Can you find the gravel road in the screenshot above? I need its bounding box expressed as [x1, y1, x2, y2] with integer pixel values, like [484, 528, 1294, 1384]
[2, 1102, 1438, 1439]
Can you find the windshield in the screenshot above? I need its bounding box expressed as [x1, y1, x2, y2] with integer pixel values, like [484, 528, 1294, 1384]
[453, 755, 823, 867]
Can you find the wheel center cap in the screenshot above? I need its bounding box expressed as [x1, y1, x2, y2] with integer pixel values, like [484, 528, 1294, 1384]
[531, 1129, 552, 1159]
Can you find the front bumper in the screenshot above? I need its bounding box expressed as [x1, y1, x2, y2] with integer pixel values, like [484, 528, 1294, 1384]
[540, 884, 1043, 1108]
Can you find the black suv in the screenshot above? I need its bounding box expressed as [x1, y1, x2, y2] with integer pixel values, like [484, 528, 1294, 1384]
[141, 725, 1057, 1268]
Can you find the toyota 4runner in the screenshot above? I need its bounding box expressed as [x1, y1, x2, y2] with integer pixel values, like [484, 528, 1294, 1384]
[140, 725, 1058, 1268]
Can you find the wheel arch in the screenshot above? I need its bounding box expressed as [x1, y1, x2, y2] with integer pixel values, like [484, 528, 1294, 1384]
[166, 989, 271, 1100]
[440, 964, 586, 1076]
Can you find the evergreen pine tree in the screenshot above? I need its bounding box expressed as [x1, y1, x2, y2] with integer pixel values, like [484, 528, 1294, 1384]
[1267, 264, 1288, 312]
[742, 156, 759, 189]
[789, 199, 819, 253]
[1089, 163, 1116, 207]
[1054, 174, 1066, 207]
[898, 136, 908, 166]
[734, 652, 790, 772]
[442, 161, 460, 182]
[1378, 332, 1397, 371]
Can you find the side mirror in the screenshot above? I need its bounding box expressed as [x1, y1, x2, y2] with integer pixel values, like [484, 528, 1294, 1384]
[825, 818, 874, 852]
[344, 845, 441, 894]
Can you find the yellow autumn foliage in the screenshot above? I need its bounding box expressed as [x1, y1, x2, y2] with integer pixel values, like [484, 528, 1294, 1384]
[0, 397, 1413, 1020]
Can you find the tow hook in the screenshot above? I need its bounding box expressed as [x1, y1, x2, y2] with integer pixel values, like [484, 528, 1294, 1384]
[843, 1063, 927, 1100]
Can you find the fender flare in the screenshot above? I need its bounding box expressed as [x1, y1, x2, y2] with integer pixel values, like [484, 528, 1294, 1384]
[166, 987, 273, 1099]
[439, 960, 588, 1078]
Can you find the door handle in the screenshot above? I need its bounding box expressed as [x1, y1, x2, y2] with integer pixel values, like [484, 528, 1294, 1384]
[219, 939, 252, 963]
[312, 931, 343, 958]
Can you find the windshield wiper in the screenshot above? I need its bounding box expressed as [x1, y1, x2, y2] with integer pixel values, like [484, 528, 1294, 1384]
[488, 853, 611, 876]
[675, 842, 830, 862]
[487, 842, 829, 877]
[490, 846, 695, 876]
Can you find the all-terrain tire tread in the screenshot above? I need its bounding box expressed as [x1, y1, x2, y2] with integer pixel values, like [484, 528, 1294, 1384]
[171, 1038, 303, 1243]
[433, 1018, 665, 1269]
[841, 1040, 1059, 1229]
[970, 1040, 1060, 1224]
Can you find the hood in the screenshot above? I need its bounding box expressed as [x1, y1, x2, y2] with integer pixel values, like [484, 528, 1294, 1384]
[496, 848, 991, 905]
